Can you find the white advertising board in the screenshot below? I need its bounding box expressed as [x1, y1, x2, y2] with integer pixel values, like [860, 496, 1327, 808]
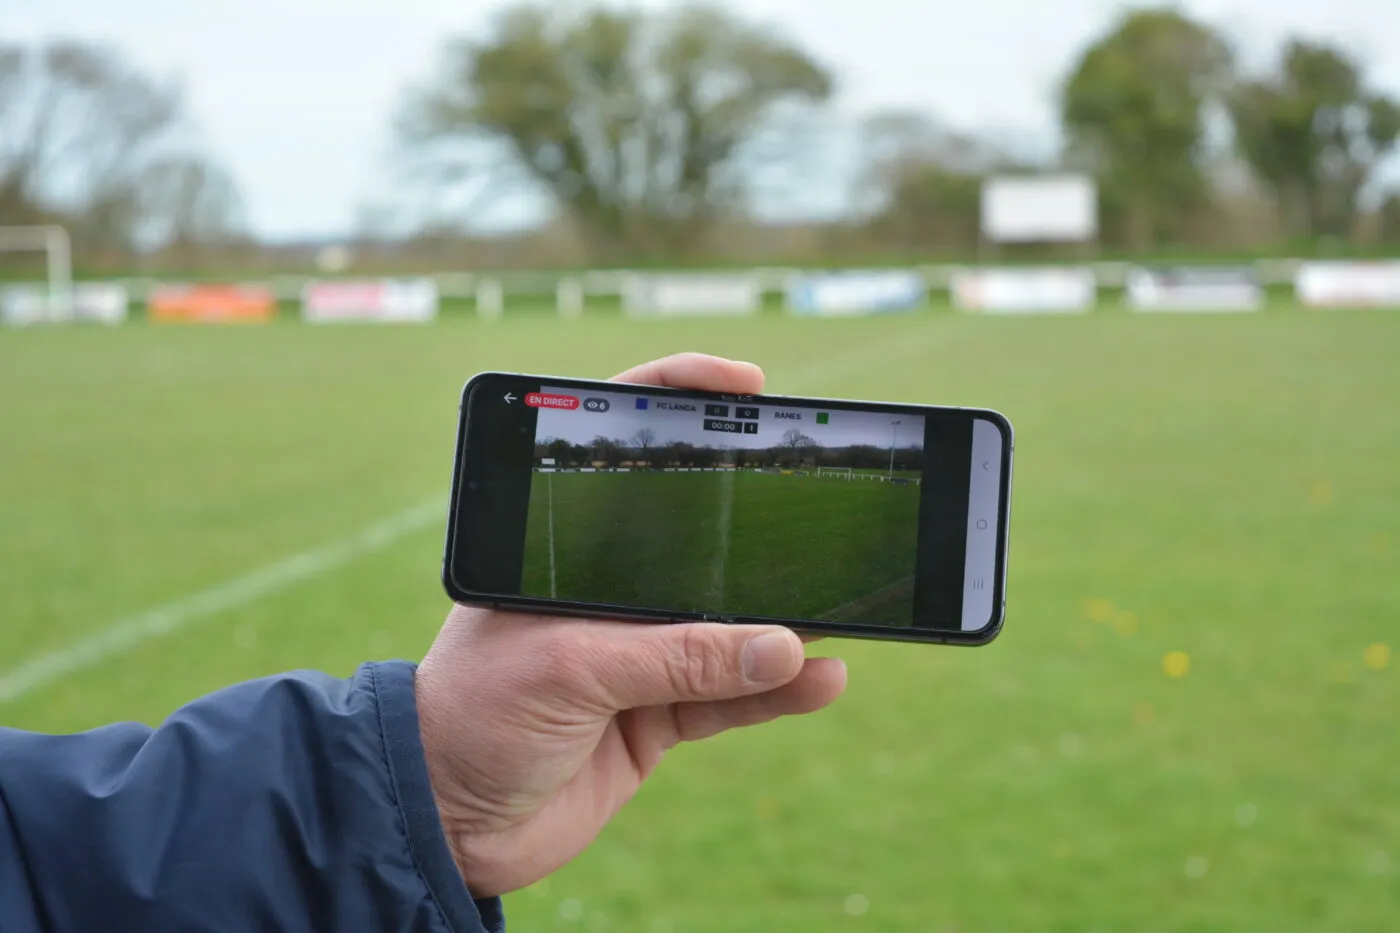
[981, 175, 1098, 243]
[952, 267, 1097, 313]
[302, 279, 438, 322]
[1295, 262, 1400, 308]
[786, 271, 925, 316]
[74, 283, 129, 324]
[1127, 267, 1261, 313]
[622, 275, 759, 317]
[0, 286, 45, 326]
[0, 283, 127, 325]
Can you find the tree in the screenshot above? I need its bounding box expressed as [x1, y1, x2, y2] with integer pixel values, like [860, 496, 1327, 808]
[777, 429, 816, 467]
[857, 111, 1014, 255]
[1060, 9, 1232, 250]
[780, 428, 815, 448]
[662, 441, 694, 467]
[1229, 40, 1400, 241]
[1379, 192, 1400, 245]
[629, 427, 657, 453]
[396, 3, 833, 261]
[135, 156, 245, 264]
[545, 437, 573, 465]
[590, 435, 625, 468]
[0, 41, 244, 258]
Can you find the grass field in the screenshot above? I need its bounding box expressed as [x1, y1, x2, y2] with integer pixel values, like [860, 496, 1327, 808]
[2, 305, 1399, 931]
[521, 470, 920, 625]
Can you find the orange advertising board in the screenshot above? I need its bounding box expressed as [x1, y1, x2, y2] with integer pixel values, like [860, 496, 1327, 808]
[148, 284, 277, 323]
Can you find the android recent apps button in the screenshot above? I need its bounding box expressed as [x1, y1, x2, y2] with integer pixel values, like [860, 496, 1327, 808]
[525, 392, 580, 411]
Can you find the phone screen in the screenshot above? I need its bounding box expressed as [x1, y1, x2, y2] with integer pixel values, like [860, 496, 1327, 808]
[445, 374, 1012, 640]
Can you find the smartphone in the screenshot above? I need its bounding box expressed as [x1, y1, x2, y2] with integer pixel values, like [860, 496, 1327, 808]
[442, 373, 1014, 645]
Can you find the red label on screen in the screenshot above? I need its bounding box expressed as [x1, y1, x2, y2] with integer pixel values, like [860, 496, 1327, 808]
[525, 392, 580, 410]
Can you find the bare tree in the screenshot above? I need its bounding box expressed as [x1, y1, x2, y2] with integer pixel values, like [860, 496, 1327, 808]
[0, 40, 244, 259]
[780, 428, 816, 448]
[136, 156, 245, 260]
[590, 435, 625, 468]
[630, 427, 657, 451]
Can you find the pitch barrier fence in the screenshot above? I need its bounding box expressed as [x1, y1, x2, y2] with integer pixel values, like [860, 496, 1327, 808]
[3, 258, 1400, 327]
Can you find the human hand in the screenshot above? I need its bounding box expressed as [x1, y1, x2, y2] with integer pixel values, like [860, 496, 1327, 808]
[414, 353, 848, 897]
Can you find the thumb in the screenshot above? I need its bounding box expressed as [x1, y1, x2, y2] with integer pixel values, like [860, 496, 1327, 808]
[591, 623, 805, 710]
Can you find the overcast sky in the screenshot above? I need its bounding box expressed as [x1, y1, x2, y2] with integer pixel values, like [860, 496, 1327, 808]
[11, 0, 1400, 240]
[533, 386, 924, 450]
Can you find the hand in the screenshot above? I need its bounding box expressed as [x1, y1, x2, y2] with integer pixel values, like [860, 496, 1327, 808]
[415, 353, 848, 897]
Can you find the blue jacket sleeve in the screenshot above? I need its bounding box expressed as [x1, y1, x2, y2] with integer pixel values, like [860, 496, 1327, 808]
[0, 661, 505, 933]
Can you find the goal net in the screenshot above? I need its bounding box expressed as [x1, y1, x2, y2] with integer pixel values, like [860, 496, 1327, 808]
[816, 467, 853, 479]
[0, 226, 73, 325]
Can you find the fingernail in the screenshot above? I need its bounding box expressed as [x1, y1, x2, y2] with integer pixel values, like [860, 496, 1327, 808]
[742, 632, 797, 683]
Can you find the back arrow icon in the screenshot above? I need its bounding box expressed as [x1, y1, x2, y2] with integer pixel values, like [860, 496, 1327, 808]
[504, 393, 517, 403]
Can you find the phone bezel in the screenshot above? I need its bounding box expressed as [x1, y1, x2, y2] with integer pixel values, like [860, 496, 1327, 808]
[442, 371, 1014, 646]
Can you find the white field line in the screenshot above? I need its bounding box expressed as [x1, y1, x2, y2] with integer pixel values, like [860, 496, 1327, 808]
[711, 467, 735, 604]
[0, 498, 445, 705]
[547, 473, 558, 599]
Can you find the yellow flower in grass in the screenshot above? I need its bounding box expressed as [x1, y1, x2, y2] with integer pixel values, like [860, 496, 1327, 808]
[1363, 643, 1391, 671]
[1162, 651, 1191, 679]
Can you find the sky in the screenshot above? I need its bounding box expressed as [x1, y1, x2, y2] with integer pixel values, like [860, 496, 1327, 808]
[11, 0, 1400, 240]
[532, 386, 923, 451]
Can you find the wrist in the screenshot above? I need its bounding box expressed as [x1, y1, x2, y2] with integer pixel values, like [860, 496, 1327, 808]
[371, 662, 503, 929]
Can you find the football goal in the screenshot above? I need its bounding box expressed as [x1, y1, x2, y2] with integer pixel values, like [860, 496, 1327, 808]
[0, 225, 73, 324]
[816, 467, 853, 479]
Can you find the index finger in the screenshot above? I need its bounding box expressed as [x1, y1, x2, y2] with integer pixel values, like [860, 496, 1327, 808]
[610, 353, 765, 394]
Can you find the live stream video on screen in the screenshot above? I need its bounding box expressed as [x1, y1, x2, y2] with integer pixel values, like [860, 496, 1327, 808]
[521, 387, 927, 627]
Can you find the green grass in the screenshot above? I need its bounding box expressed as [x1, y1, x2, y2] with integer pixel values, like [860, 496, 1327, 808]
[2, 304, 1399, 931]
[522, 470, 919, 624]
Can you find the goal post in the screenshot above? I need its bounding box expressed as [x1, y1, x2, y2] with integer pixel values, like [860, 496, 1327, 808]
[0, 225, 73, 324]
[816, 467, 853, 480]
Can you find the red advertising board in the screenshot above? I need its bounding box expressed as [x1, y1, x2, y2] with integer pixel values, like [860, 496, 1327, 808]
[148, 285, 276, 323]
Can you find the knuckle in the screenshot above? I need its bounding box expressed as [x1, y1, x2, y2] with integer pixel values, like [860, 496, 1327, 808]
[671, 625, 733, 698]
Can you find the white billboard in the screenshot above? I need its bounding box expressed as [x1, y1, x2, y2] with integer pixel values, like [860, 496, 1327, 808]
[74, 283, 129, 324]
[1295, 262, 1400, 308]
[0, 283, 127, 325]
[622, 275, 759, 317]
[786, 271, 925, 316]
[981, 175, 1098, 243]
[1127, 267, 1261, 313]
[952, 267, 1097, 313]
[0, 286, 46, 326]
[302, 278, 438, 323]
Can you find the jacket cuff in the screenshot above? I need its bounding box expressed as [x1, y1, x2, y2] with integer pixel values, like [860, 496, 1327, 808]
[370, 661, 506, 933]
